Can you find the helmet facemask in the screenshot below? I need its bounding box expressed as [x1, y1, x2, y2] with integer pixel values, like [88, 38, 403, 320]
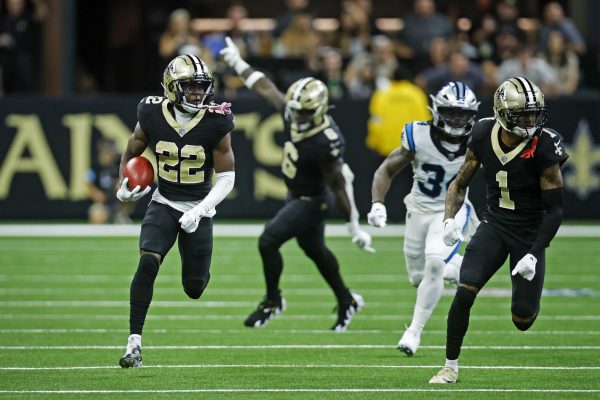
[172, 77, 214, 113]
[497, 106, 547, 139]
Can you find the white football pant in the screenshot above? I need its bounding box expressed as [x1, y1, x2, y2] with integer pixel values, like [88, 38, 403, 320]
[402, 202, 476, 335]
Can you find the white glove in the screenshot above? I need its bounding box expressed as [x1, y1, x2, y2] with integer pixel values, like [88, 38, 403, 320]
[443, 218, 464, 246]
[512, 253, 537, 281]
[116, 178, 151, 203]
[219, 36, 248, 73]
[367, 202, 387, 228]
[178, 206, 209, 234]
[346, 221, 375, 253]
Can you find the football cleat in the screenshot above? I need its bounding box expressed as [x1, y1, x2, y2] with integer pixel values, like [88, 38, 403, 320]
[397, 327, 421, 356]
[244, 297, 286, 328]
[429, 367, 458, 384]
[119, 344, 142, 368]
[331, 292, 364, 332]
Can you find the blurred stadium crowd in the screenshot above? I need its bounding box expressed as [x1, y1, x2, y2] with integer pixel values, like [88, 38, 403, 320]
[3, 0, 598, 99]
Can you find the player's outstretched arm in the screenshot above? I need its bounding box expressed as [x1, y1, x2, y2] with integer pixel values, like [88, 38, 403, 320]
[116, 123, 151, 203]
[322, 160, 375, 253]
[368, 147, 414, 227]
[443, 148, 480, 246]
[220, 37, 285, 111]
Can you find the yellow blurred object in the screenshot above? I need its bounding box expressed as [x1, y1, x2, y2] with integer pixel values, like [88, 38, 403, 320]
[367, 81, 431, 157]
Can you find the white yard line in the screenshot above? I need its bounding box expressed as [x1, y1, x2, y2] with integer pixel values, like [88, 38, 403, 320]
[0, 224, 598, 237]
[1, 313, 600, 321]
[0, 389, 599, 394]
[1, 328, 599, 336]
[1, 364, 599, 371]
[0, 345, 599, 350]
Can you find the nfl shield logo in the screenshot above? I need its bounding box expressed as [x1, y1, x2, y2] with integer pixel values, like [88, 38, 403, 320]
[501, 155, 508, 163]
[179, 127, 186, 135]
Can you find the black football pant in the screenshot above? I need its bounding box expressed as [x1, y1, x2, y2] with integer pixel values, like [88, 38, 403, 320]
[129, 201, 213, 335]
[259, 195, 352, 305]
[446, 220, 545, 360]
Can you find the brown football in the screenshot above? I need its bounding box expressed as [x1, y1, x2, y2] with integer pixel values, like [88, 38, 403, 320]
[123, 156, 154, 190]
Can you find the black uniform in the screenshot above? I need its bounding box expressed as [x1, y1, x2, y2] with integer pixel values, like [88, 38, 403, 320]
[460, 117, 568, 315]
[136, 96, 234, 304]
[260, 113, 350, 303]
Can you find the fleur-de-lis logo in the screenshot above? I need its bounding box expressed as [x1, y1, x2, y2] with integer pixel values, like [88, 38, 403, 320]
[563, 119, 600, 200]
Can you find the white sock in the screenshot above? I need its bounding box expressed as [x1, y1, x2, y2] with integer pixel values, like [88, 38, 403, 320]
[445, 358, 459, 372]
[128, 334, 141, 348]
[408, 306, 429, 334]
[409, 258, 444, 334]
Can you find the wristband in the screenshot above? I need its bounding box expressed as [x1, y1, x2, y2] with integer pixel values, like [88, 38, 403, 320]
[245, 71, 265, 89]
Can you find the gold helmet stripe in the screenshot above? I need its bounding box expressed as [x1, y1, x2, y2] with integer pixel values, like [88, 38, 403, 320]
[292, 77, 314, 102]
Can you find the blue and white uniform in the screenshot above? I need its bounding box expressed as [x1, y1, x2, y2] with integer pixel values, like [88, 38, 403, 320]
[401, 121, 478, 285]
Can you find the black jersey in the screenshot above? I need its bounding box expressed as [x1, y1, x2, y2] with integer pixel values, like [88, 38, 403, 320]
[137, 96, 234, 201]
[281, 114, 345, 197]
[469, 118, 568, 226]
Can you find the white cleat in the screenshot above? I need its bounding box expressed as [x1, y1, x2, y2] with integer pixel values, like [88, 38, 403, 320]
[397, 328, 421, 356]
[332, 293, 365, 332]
[429, 367, 458, 384]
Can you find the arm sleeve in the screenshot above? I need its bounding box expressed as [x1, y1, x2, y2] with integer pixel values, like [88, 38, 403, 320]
[529, 188, 563, 258]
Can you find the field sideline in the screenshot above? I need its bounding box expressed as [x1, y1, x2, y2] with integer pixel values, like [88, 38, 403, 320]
[0, 223, 599, 237]
[0, 233, 599, 399]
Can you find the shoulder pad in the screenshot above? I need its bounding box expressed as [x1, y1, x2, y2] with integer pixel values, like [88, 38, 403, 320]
[470, 118, 494, 139]
[540, 128, 563, 141]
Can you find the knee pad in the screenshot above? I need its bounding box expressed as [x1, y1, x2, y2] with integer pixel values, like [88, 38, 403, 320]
[405, 250, 424, 287]
[512, 303, 538, 331]
[424, 258, 445, 280]
[298, 240, 325, 258]
[455, 286, 477, 309]
[407, 270, 424, 287]
[135, 254, 160, 287]
[183, 277, 209, 299]
[258, 234, 277, 255]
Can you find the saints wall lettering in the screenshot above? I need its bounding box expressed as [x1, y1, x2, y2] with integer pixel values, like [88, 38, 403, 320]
[0, 97, 598, 219]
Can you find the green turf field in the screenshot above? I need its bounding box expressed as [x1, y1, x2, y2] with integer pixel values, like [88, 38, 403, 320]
[0, 236, 599, 399]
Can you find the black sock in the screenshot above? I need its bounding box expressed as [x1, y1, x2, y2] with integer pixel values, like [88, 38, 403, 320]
[446, 286, 477, 360]
[258, 238, 283, 301]
[129, 254, 160, 335]
[305, 246, 351, 304]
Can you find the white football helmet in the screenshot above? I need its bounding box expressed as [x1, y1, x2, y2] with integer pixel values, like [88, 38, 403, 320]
[429, 82, 480, 137]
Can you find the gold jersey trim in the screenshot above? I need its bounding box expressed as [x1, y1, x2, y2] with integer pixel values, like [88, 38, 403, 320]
[491, 122, 529, 165]
[161, 100, 206, 137]
[290, 115, 331, 143]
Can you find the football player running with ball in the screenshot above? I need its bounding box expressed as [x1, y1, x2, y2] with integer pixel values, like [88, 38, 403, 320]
[429, 77, 568, 384]
[368, 82, 481, 356]
[220, 37, 374, 331]
[116, 54, 236, 368]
